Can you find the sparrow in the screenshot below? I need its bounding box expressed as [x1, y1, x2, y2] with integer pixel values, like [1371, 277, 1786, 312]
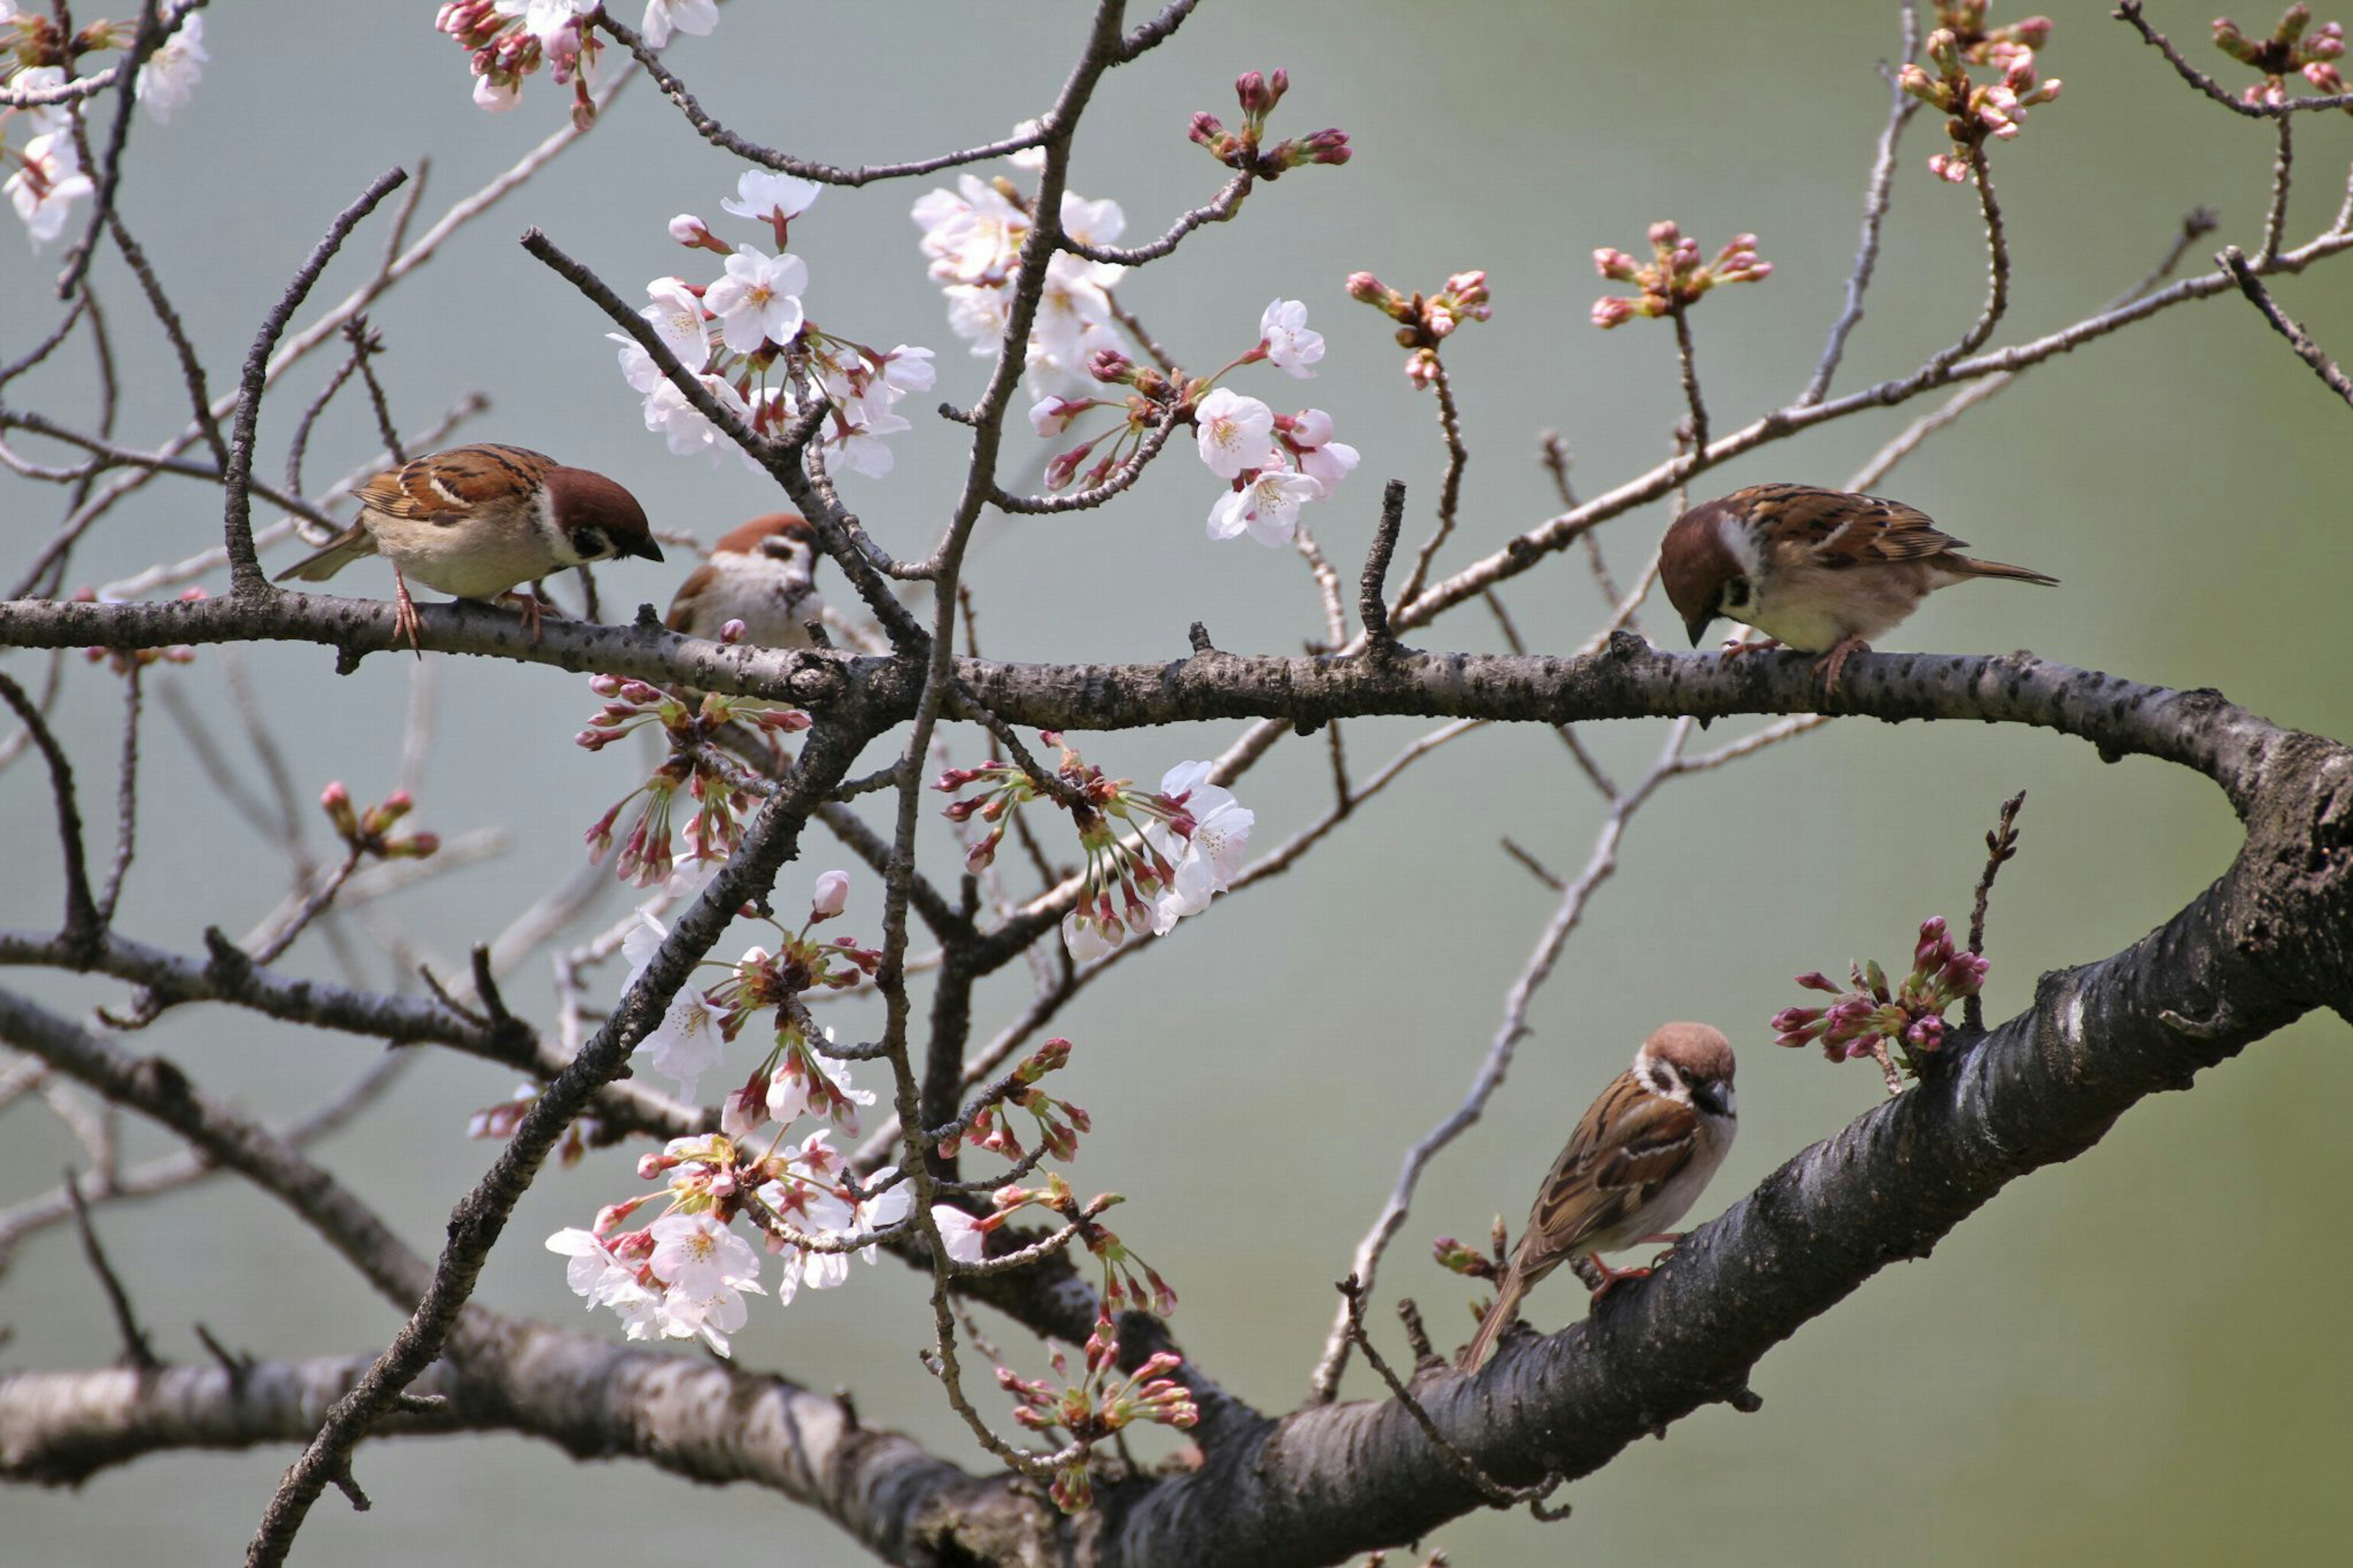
[664, 513, 825, 648]
[273, 443, 664, 651]
[1456, 1022, 1737, 1374]
[1659, 482, 2058, 693]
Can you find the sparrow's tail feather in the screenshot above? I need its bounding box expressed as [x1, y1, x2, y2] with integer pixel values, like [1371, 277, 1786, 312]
[1455, 1270, 1530, 1374]
[1948, 553, 2058, 586]
[272, 525, 376, 585]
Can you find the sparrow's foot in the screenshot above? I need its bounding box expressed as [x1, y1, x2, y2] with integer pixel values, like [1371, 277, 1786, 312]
[1814, 637, 1871, 695]
[1718, 635, 1784, 661]
[497, 591, 550, 642]
[1585, 1259, 1655, 1301]
[390, 569, 424, 658]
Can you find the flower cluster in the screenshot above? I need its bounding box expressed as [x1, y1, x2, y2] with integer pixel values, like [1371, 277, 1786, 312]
[1589, 224, 1769, 329]
[576, 673, 812, 887]
[622, 871, 882, 1107]
[2213, 6, 2347, 105]
[1898, 9, 2061, 184]
[76, 585, 203, 672]
[537, 890, 1101, 1358]
[1000, 1306, 1197, 1512]
[319, 781, 440, 861]
[546, 1132, 973, 1356]
[1346, 268, 1493, 388]
[1185, 67, 1351, 178]
[2, 9, 207, 249]
[938, 745, 1253, 961]
[621, 172, 936, 479]
[912, 173, 1130, 397]
[1770, 917, 1990, 1094]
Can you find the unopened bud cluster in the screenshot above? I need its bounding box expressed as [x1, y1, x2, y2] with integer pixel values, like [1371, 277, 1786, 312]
[1590, 222, 1770, 328]
[577, 673, 811, 887]
[938, 1037, 1093, 1164]
[2213, 6, 2347, 105]
[1000, 1305, 1197, 1513]
[1770, 916, 1989, 1094]
[1346, 268, 1492, 388]
[1899, 9, 2061, 183]
[1188, 67, 1351, 176]
[319, 781, 439, 861]
[435, 0, 605, 127]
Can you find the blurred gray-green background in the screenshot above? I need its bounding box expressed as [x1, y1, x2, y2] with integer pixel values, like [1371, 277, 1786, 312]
[5, 3, 2351, 1564]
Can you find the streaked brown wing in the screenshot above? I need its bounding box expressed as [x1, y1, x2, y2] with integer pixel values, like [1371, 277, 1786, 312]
[1740, 483, 1964, 570]
[1515, 1075, 1700, 1279]
[358, 444, 556, 523]
[664, 561, 722, 632]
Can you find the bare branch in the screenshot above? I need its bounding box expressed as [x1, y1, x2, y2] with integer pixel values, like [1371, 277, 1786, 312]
[1802, 2, 1922, 404]
[2219, 244, 2353, 407]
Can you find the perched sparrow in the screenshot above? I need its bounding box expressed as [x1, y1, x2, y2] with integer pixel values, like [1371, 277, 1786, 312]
[1659, 482, 2057, 692]
[274, 443, 663, 651]
[1456, 1022, 1737, 1374]
[664, 513, 825, 648]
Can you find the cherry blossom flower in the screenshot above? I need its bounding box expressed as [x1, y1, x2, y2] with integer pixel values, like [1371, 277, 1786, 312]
[640, 0, 719, 49]
[1144, 761, 1254, 929]
[135, 14, 207, 124]
[642, 983, 728, 1101]
[494, 0, 594, 47]
[722, 169, 822, 230]
[880, 346, 936, 393]
[1208, 469, 1324, 547]
[1258, 298, 1324, 377]
[914, 174, 1028, 286]
[641, 276, 711, 370]
[1007, 118, 1048, 172]
[1285, 407, 1360, 488]
[6, 132, 93, 251]
[1192, 388, 1277, 478]
[649, 1211, 762, 1299]
[547, 1227, 643, 1308]
[703, 244, 807, 354]
[934, 1206, 989, 1263]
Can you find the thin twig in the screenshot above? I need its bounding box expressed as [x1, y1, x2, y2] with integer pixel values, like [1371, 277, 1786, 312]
[96, 666, 143, 925]
[1966, 791, 2026, 1032]
[221, 169, 411, 594]
[0, 672, 99, 945]
[1335, 1275, 1569, 1519]
[1391, 356, 1469, 607]
[2218, 244, 2353, 406]
[1803, 1, 1921, 404]
[2113, 1, 2353, 119]
[1359, 479, 1406, 650]
[63, 1166, 161, 1371]
[2263, 116, 2294, 265]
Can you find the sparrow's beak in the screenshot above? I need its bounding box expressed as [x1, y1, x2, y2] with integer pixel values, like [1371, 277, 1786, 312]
[624, 535, 665, 565]
[1691, 1080, 1734, 1119]
[1683, 607, 1714, 648]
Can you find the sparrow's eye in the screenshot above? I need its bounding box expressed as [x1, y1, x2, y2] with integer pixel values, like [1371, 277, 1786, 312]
[1720, 576, 1751, 611]
[759, 537, 801, 561]
[570, 525, 612, 560]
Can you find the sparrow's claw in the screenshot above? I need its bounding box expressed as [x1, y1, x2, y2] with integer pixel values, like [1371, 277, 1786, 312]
[1814, 637, 1870, 695]
[390, 569, 424, 658]
[1588, 1263, 1655, 1302]
[498, 590, 550, 642]
[1718, 635, 1784, 661]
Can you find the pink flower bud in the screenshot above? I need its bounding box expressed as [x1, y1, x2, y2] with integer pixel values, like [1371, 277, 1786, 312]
[1590, 295, 1638, 329]
[810, 868, 851, 920]
[1345, 270, 1387, 303]
[1188, 110, 1225, 148]
[1235, 70, 1270, 114]
[1646, 219, 1681, 249]
[719, 618, 747, 644]
[1594, 247, 1639, 281]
